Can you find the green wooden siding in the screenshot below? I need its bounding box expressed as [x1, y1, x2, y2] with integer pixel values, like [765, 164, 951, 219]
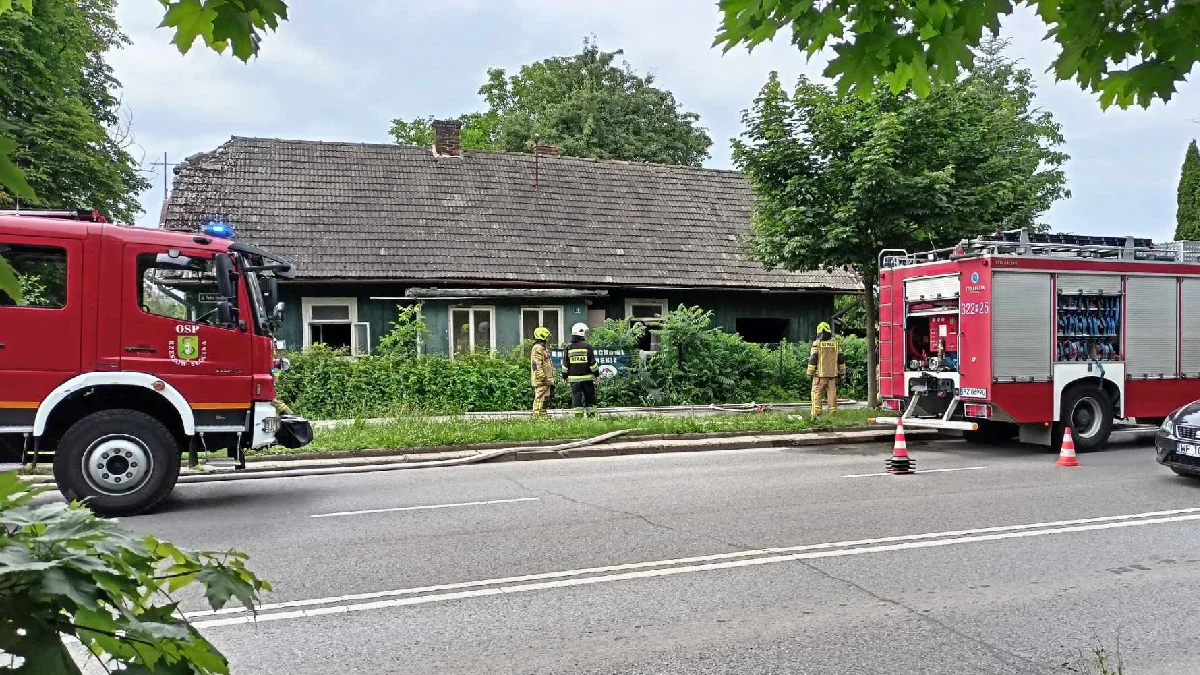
[278, 284, 838, 354]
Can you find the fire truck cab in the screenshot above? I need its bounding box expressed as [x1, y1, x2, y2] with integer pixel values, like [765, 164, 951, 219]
[0, 210, 312, 515]
[876, 230, 1200, 450]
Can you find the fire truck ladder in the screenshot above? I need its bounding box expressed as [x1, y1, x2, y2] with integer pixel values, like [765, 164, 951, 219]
[883, 229, 1200, 266]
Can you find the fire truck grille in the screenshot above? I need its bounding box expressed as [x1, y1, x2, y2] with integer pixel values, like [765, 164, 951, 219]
[1177, 425, 1200, 441]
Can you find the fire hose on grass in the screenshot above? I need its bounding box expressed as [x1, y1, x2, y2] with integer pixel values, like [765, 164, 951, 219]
[177, 429, 637, 483]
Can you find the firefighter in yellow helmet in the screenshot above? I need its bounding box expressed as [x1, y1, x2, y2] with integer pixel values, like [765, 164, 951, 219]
[807, 321, 846, 416]
[530, 326, 556, 418]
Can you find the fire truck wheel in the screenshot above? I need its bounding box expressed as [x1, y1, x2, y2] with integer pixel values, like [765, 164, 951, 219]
[53, 409, 181, 517]
[1060, 385, 1114, 452]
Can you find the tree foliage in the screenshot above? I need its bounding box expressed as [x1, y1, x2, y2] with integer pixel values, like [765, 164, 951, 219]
[0, 0, 287, 210]
[0, 472, 270, 674]
[714, 0, 1200, 109]
[0, 0, 151, 222]
[388, 112, 499, 152]
[1176, 140, 1200, 241]
[732, 39, 1068, 404]
[389, 38, 713, 166]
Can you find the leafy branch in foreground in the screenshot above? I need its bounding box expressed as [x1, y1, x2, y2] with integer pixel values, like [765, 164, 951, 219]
[0, 471, 270, 674]
[714, 0, 1200, 109]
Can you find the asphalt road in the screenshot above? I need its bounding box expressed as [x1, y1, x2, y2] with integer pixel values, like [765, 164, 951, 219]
[104, 433, 1200, 674]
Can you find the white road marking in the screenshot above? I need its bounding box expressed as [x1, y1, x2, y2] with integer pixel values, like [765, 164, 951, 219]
[188, 506, 1200, 626]
[309, 497, 540, 519]
[840, 466, 987, 478]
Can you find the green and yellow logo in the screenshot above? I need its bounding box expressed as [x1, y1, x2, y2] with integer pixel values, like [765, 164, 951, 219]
[177, 335, 200, 361]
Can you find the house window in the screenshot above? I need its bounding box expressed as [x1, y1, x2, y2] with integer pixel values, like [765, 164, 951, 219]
[450, 306, 495, 354]
[521, 307, 563, 344]
[625, 299, 668, 322]
[736, 318, 789, 345]
[625, 298, 668, 352]
[303, 297, 369, 355]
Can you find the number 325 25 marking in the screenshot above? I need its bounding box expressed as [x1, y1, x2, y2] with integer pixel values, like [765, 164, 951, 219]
[960, 302, 990, 315]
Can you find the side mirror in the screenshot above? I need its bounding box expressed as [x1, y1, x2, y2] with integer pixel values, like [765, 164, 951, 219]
[217, 300, 233, 327]
[265, 277, 280, 307]
[214, 253, 235, 299]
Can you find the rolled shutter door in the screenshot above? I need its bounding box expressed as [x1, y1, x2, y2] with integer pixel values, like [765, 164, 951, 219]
[992, 272, 1052, 381]
[1126, 276, 1178, 378]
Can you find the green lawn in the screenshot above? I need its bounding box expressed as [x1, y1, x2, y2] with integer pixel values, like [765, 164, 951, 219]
[252, 408, 880, 456]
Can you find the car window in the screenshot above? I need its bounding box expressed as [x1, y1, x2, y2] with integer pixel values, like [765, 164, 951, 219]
[137, 253, 235, 327]
[0, 242, 68, 309]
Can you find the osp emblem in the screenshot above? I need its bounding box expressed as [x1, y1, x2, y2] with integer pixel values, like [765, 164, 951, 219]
[971, 272, 980, 284]
[177, 336, 200, 360]
[169, 325, 208, 366]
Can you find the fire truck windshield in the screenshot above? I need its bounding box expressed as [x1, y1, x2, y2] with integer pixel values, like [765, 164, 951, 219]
[138, 255, 233, 327]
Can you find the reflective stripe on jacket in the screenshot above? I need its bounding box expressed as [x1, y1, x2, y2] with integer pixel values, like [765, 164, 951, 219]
[562, 338, 599, 382]
[531, 342, 555, 386]
[806, 336, 846, 378]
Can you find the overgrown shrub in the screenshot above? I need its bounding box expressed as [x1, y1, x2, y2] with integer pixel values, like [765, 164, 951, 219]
[277, 306, 868, 419]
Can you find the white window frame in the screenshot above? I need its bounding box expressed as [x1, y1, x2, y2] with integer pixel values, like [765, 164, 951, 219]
[448, 305, 496, 355]
[624, 298, 669, 322]
[625, 298, 668, 355]
[521, 306, 565, 345]
[302, 297, 367, 355]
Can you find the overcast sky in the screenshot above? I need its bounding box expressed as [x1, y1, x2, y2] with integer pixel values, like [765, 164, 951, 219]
[109, 1, 1198, 242]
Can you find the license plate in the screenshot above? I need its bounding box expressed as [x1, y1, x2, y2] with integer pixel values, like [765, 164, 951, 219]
[959, 387, 987, 399]
[1179, 443, 1200, 457]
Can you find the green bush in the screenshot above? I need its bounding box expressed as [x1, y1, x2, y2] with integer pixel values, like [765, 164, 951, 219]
[276, 306, 869, 419]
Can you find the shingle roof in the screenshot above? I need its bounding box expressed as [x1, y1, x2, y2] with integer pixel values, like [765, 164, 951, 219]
[164, 137, 860, 292]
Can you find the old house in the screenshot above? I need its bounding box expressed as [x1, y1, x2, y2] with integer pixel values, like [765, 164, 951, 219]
[164, 121, 858, 355]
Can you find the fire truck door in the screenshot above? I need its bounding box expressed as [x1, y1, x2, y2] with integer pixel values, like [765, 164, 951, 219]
[0, 235, 82, 411]
[120, 245, 253, 412]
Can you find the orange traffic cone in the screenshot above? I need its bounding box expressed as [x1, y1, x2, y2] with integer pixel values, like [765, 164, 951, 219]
[1056, 427, 1080, 467]
[886, 419, 916, 474]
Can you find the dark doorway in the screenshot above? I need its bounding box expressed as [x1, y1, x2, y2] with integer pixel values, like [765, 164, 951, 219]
[736, 318, 789, 344]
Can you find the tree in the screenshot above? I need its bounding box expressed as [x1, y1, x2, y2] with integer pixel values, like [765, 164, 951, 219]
[0, 0, 289, 312]
[388, 112, 499, 151]
[0, 472, 270, 674]
[0, 0, 150, 223]
[389, 38, 713, 166]
[714, 0, 1200, 110]
[732, 40, 1068, 406]
[0, 0, 287, 205]
[1176, 140, 1200, 241]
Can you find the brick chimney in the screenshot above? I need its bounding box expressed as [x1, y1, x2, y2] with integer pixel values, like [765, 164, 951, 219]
[534, 144, 560, 157]
[432, 119, 462, 157]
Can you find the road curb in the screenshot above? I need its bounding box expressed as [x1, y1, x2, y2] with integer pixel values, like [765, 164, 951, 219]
[18, 426, 933, 486]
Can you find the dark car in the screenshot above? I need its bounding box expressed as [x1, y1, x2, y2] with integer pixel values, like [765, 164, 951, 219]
[1156, 402, 1200, 478]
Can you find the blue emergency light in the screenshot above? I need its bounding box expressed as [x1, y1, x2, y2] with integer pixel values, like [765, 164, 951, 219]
[202, 220, 236, 240]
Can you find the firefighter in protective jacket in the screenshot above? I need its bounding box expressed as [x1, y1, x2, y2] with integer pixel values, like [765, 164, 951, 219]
[530, 326, 556, 418]
[807, 321, 846, 416]
[561, 323, 599, 417]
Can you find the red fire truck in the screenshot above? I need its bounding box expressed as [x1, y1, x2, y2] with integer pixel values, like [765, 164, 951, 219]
[875, 230, 1200, 450]
[0, 210, 311, 515]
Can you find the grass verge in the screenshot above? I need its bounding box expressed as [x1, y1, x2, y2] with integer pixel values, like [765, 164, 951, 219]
[250, 408, 880, 456]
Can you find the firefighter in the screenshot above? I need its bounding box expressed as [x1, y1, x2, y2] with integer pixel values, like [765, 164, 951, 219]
[561, 322, 599, 417]
[530, 326, 556, 418]
[807, 321, 846, 416]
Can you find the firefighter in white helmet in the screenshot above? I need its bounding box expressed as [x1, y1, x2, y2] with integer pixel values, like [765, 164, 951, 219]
[561, 322, 599, 417]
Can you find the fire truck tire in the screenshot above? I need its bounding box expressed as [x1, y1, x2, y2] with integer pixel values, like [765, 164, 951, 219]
[53, 409, 181, 517]
[1060, 385, 1114, 452]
